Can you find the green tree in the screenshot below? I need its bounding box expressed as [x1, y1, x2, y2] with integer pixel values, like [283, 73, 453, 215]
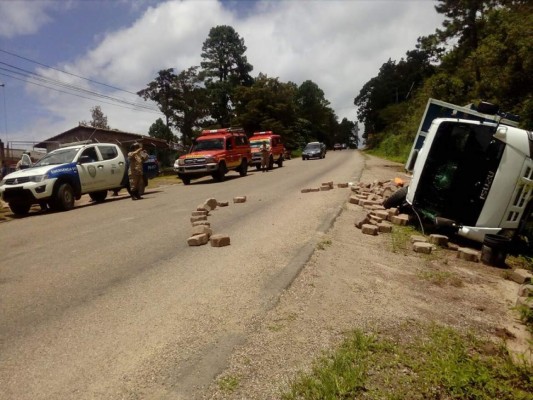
[338, 118, 359, 149]
[297, 80, 337, 145]
[137, 69, 176, 127]
[138, 67, 210, 146]
[148, 118, 176, 142]
[200, 25, 254, 126]
[233, 74, 299, 138]
[80, 105, 110, 129]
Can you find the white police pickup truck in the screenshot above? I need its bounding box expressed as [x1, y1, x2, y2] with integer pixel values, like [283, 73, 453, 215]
[0, 143, 157, 216]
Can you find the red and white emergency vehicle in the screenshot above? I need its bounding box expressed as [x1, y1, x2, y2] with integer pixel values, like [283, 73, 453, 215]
[249, 131, 285, 170]
[174, 128, 251, 185]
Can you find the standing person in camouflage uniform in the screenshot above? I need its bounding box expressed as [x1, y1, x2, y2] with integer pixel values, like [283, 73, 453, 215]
[260, 142, 270, 172]
[128, 142, 148, 200]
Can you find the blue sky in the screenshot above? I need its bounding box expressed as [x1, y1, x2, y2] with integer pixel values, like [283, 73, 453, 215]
[0, 0, 444, 149]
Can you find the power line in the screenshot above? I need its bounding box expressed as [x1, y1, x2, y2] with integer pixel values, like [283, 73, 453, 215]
[0, 48, 164, 115]
[0, 71, 163, 116]
[0, 48, 140, 96]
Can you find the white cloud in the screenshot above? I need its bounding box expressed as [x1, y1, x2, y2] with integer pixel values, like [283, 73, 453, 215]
[17, 0, 444, 142]
[0, 1, 58, 38]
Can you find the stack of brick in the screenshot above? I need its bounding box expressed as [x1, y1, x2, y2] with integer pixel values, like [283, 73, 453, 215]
[300, 181, 350, 193]
[187, 197, 233, 247]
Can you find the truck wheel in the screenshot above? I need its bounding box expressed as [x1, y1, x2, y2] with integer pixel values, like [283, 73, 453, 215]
[383, 186, 408, 209]
[212, 162, 226, 182]
[256, 165, 261, 171]
[53, 183, 75, 211]
[277, 156, 283, 167]
[181, 176, 191, 185]
[9, 202, 30, 216]
[89, 191, 107, 203]
[239, 158, 248, 176]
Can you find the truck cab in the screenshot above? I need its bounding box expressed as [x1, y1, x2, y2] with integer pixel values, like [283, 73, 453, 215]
[174, 128, 251, 185]
[396, 98, 532, 248]
[249, 131, 284, 170]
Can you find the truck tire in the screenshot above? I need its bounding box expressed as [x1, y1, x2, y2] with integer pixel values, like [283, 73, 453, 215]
[52, 182, 75, 211]
[268, 155, 274, 170]
[89, 191, 107, 203]
[277, 156, 283, 167]
[9, 202, 31, 216]
[383, 186, 408, 209]
[256, 164, 261, 171]
[212, 162, 226, 182]
[181, 176, 191, 185]
[238, 158, 248, 177]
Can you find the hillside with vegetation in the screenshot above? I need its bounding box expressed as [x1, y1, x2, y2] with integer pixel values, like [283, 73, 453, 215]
[354, 0, 532, 162]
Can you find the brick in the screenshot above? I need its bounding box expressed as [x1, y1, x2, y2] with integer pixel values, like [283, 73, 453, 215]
[191, 210, 208, 217]
[391, 214, 409, 226]
[429, 234, 449, 247]
[355, 216, 370, 229]
[377, 222, 393, 233]
[205, 198, 218, 210]
[191, 225, 212, 238]
[217, 201, 229, 207]
[361, 224, 378, 236]
[192, 221, 211, 227]
[196, 205, 209, 212]
[447, 242, 460, 251]
[301, 188, 313, 193]
[210, 234, 231, 247]
[349, 196, 359, 204]
[322, 181, 333, 189]
[233, 196, 247, 203]
[413, 242, 433, 254]
[190, 215, 207, 223]
[320, 185, 332, 191]
[337, 183, 349, 188]
[410, 235, 427, 243]
[187, 233, 209, 246]
[375, 210, 389, 220]
[369, 215, 383, 224]
[509, 269, 533, 285]
[457, 247, 480, 262]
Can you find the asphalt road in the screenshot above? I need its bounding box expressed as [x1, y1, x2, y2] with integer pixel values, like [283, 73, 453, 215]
[0, 150, 365, 400]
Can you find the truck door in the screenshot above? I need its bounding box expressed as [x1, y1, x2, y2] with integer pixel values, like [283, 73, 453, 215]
[97, 145, 125, 188]
[76, 146, 104, 192]
[225, 137, 238, 168]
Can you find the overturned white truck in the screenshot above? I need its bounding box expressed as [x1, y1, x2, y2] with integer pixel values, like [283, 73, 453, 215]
[387, 98, 532, 252]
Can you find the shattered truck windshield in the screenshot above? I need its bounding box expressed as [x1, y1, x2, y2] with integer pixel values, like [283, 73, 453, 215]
[412, 122, 505, 226]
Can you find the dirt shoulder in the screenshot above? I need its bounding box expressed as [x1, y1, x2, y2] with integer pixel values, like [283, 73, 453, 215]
[204, 153, 531, 399]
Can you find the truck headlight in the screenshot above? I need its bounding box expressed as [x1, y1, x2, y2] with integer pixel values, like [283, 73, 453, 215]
[177, 159, 185, 166]
[205, 157, 216, 164]
[29, 174, 47, 183]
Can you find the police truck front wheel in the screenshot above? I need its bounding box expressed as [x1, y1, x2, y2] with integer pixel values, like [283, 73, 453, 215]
[52, 183, 75, 211]
[9, 202, 31, 216]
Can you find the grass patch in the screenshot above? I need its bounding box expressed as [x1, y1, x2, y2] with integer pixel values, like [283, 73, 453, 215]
[317, 237, 332, 251]
[390, 225, 420, 254]
[417, 269, 464, 287]
[507, 255, 533, 272]
[282, 324, 533, 400]
[217, 374, 240, 393]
